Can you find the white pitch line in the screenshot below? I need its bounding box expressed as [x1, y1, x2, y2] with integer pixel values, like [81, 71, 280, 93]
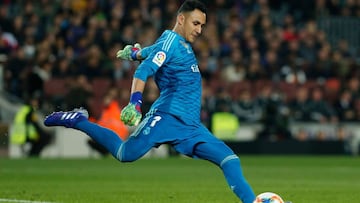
[0, 198, 56, 203]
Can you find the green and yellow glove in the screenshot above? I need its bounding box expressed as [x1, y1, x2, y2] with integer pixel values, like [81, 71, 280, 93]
[116, 43, 142, 61]
[121, 92, 142, 126]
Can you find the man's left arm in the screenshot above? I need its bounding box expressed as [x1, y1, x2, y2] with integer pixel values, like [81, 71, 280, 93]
[117, 43, 156, 61]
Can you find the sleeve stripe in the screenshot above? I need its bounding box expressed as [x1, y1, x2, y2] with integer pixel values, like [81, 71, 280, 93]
[162, 32, 176, 52]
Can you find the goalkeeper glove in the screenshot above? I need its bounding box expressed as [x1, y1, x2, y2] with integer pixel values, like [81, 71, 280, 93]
[121, 92, 142, 126]
[116, 43, 142, 61]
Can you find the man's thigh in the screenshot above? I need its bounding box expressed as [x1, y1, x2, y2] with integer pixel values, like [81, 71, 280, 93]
[120, 112, 187, 160]
[172, 124, 230, 158]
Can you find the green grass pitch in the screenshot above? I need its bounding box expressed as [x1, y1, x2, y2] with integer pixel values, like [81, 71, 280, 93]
[0, 155, 359, 203]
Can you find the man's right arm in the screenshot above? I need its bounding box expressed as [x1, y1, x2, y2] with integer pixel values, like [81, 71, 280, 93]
[120, 78, 146, 126]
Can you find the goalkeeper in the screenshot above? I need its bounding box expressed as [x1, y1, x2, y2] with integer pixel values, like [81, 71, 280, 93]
[44, 1, 255, 202]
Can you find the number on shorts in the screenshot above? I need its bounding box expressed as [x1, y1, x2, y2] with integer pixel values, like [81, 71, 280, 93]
[150, 116, 162, 127]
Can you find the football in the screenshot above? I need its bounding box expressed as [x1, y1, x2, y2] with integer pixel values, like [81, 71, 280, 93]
[253, 192, 284, 203]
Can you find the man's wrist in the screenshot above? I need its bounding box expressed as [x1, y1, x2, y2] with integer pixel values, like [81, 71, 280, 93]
[131, 49, 139, 60]
[130, 91, 143, 106]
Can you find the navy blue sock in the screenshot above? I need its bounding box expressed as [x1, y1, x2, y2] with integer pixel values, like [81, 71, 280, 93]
[75, 120, 122, 158]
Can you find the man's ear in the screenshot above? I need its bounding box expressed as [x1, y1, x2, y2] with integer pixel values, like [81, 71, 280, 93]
[177, 14, 185, 25]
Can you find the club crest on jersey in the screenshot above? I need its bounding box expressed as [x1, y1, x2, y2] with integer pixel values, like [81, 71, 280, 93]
[152, 51, 166, 67]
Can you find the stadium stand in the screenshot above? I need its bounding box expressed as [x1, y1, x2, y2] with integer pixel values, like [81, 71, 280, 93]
[0, 0, 359, 149]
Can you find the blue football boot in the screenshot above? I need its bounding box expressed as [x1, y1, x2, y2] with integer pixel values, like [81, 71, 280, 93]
[44, 108, 89, 128]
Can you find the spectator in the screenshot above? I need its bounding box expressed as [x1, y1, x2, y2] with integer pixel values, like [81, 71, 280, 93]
[10, 95, 53, 157]
[334, 89, 356, 121]
[79, 44, 110, 80]
[346, 77, 360, 100]
[0, 26, 18, 54]
[288, 86, 312, 121]
[308, 87, 338, 123]
[4, 48, 27, 97]
[263, 49, 281, 81]
[52, 57, 75, 78]
[255, 85, 292, 140]
[331, 50, 351, 80]
[308, 45, 335, 79]
[245, 51, 265, 81]
[257, 92, 292, 141]
[232, 90, 262, 123]
[88, 87, 129, 156]
[213, 87, 233, 113]
[64, 75, 93, 111]
[221, 49, 246, 82]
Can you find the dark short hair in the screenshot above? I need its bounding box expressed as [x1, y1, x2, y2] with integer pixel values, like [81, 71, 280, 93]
[177, 0, 207, 15]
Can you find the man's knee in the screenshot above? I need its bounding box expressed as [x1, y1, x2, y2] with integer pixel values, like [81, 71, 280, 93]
[116, 150, 137, 163]
[115, 143, 146, 163]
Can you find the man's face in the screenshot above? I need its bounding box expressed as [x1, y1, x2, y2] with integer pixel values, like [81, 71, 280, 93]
[182, 9, 206, 43]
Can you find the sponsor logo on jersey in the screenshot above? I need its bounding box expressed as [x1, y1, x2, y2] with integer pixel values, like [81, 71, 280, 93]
[152, 51, 166, 67]
[191, 64, 200, 72]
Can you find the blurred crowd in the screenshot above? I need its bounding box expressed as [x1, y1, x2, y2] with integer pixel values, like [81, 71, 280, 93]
[1, 0, 360, 141]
